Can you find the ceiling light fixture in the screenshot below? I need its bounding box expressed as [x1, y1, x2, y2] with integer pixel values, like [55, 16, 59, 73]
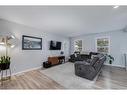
[113, 5, 119, 9]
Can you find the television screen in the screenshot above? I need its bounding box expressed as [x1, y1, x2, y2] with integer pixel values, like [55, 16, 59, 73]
[50, 41, 62, 50]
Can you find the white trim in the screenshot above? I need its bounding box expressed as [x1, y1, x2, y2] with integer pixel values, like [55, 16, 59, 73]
[95, 36, 110, 54]
[104, 64, 125, 68]
[12, 66, 42, 76]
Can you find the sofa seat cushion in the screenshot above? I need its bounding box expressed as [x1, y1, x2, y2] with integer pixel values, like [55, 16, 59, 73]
[75, 61, 90, 65]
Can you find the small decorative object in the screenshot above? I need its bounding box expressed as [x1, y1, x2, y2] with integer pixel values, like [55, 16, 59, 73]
[22, 35, 42, 50]
[60, 51, 64, 55]
[0, 56, 11, 70]
[105, 54, 114, 64]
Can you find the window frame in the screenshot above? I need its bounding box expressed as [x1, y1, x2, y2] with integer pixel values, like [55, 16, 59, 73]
[74, 39, 83, 52]
[95, 36, 110, 54]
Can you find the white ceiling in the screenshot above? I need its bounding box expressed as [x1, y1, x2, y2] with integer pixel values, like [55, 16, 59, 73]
[0, 6, 127, 37]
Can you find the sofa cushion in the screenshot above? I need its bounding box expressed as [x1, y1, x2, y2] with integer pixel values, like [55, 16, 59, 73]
[81, 54, 91, 59]
[90, 57, 99, 66]
[75, 61, 90, 65]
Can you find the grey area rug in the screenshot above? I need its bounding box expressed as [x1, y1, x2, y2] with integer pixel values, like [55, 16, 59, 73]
[40, 62, 101, 89]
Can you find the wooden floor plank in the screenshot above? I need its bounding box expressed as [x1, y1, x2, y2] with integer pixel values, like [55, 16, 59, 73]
[0, 65, 127, 89]
[0, 70, 64, 89]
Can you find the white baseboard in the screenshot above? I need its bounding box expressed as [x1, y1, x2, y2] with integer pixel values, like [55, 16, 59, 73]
[104, 64, 125, 68]
[12, 66, 42, 76]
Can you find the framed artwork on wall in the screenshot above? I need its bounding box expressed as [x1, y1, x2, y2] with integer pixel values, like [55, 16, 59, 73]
[95, 36, 110, 54]
[22, 35, 42, 50]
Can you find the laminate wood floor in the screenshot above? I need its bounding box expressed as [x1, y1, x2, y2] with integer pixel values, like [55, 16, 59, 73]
[0, 65, 127, 89]
[94, 66, 127, 89]
[40, 63, 127, 89]
[0, 70, 64, 89]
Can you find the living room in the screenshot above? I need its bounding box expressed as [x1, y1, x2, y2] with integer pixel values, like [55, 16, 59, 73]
[0, 5, 127, 91]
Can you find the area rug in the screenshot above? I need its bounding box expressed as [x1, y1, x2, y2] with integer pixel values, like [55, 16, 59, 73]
[40, 62, 101, 89]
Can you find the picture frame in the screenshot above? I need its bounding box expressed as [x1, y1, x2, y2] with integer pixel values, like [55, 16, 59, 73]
[22, 35, 42, 50]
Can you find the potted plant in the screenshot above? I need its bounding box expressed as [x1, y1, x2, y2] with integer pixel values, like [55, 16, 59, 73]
[105, 54, 114, 64]
[0, 56, 11, 70]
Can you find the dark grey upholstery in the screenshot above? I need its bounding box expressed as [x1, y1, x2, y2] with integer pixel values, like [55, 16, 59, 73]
[69, 52, 98, 62]
[69, 54, 84, 62]
[75, 54, 106, 80]
[90, 57, 99, 66]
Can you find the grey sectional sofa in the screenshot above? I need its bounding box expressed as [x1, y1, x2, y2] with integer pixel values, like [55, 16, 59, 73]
[74, 54, 106, 80]
[69, 52, 99, 62]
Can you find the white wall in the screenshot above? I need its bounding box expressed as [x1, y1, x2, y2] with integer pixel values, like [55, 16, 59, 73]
[0, 19, 70, 74]
[70, 30, 127, 68]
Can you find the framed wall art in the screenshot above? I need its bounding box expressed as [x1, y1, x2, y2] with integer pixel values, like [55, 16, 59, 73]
[22, 35, 42, 50]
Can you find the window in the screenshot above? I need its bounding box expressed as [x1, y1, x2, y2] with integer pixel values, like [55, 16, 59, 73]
[74, 40, 82, 52]
[95, 37, 110, 54]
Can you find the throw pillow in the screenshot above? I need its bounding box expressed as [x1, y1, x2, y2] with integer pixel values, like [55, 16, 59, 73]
[74, 53, 77, 57]
[91, 55, 97, 59]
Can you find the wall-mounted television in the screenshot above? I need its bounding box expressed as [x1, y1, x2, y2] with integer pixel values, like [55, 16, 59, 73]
[49, 40, 62, 50]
